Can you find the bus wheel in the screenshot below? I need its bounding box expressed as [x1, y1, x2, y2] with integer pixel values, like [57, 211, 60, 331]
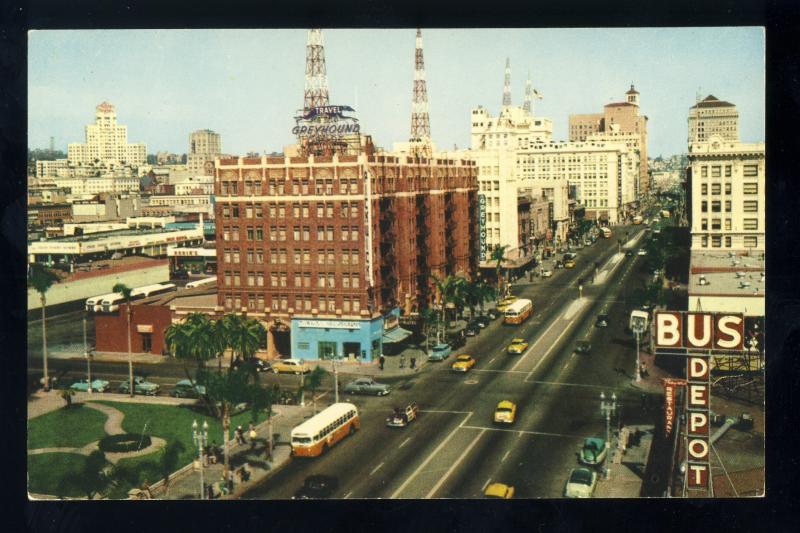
[349, 424, 356, 435]
[322, 443, 329, 454]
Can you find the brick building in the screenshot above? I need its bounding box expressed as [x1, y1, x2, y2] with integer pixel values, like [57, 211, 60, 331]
[27, 203, 72, 230]
[214, 151, 478, 361]
[95, 303, 173, 355]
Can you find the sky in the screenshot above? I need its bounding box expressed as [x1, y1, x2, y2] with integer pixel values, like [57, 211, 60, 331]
[28, 28, 764, 158]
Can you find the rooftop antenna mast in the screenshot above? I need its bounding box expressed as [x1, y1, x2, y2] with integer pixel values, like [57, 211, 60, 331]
[410, 28, 432, 157]
[304, 29, 329, 114]
[523, 70, 532, 115]
[502, 57, 512, 107]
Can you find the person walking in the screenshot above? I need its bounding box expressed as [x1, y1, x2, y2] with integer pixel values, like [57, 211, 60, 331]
[379, 355, 385, 371]
[235, 425, 245, 445]
[249, 422, 257, 450]
[410, 356, 417, 370]
[399, 355, 406, 369]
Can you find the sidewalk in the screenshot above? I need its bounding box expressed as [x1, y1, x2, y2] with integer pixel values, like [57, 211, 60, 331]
[595, 424, 654, 498]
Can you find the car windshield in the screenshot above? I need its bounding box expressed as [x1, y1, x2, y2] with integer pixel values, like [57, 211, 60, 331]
[497, 407, 512, 413]
[598, 315, 608, 321]
[570, 469, 593, 485]
[457, 356, 470, 361]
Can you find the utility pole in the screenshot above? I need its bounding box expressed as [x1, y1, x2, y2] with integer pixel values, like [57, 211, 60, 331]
[84, 315, 92, 395]
[600, 392, 617, 480]
[334, 352, 340, 403]
[502, 57, 512, 107]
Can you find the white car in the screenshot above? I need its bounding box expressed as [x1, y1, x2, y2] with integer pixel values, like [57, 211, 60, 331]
[637, 249, 647, 256]
[564, 467, 598, 498]
[541, 269, 553, 278]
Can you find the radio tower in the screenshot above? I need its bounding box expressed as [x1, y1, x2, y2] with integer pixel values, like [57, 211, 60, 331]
[410, 28, 432, 156]
[523, 71, 532, 115]
[304, 29, 330, 114]
[502, 57, 512, 107]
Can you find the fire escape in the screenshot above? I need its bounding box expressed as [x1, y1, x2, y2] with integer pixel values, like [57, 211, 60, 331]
[379, 197, 398, 312]
[415, 194, 431, 309]
[444, 192, 457, 275]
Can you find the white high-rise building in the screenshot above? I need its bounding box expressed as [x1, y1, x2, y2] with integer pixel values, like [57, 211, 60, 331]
[187, 129, 222, 175]
[67, 102, 146, 167]
[688, 95, 740, 144]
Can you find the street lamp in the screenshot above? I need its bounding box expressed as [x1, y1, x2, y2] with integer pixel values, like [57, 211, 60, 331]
[334, 351, 341, 403]
[192, 419, 209, 500]
[83, 315, 92, 395]
[599, 392, 617, 480]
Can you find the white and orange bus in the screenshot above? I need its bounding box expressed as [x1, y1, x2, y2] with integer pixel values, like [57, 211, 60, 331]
[504, 298, 533, 325]
[290, 402, 360, 457]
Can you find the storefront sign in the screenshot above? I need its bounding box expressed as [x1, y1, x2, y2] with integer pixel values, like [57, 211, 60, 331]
[297, 320, 361, 330]
[686, 354, 711, 492]
[137, 325, 154, 333]
[364, 170, 374, 288]
[478, 194, 487, 261]
[663, 378, 684, 438]
[655, 312, 745, 351]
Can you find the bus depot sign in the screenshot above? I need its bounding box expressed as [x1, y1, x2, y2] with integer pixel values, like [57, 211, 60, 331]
[686, 354, 711, 492]
[293, 105, 360, 139]
[654, 312, 745, 351]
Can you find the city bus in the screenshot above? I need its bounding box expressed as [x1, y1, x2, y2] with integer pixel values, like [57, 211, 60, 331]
[600, 227, 613, 238]
[185, 276, 217, 289]
[85, 292, 117, 313]
[291, 402, 360, 457]
[632, 215, 643, 225]
[504, 298, 533, 325]
[99, 283, 177, 312]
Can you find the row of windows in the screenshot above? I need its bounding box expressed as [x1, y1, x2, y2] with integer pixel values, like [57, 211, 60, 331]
[222, 271, 361, 289]
[699, 200, 759, 213]
[220, 201, 361, 220]
[699, 164, 759, 179]
[699, 218, 759, 231]
[219, 178, 361, 196]
[699, 182, 758, 195]
[315, 411, 357, 441]
[222, 248, 361, 266]
[221, 225, 361, 242]
[223, 293, 362, 313]
[699, 235, 759, 248]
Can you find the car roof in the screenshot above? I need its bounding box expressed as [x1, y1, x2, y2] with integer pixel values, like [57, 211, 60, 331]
[569, 468, 594, 484]
[497, 400, 515, 409]
[484, 483, 511, 497]
[456, 354, 472, 359]
[511, 338, 526, 343]
[433, 343, 450, 349]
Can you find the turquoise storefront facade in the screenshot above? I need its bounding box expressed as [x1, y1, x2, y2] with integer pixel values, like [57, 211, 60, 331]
[290, 314, 385, 361]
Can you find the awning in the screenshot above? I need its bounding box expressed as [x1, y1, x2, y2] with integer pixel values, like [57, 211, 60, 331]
[382, 327, 413, 344]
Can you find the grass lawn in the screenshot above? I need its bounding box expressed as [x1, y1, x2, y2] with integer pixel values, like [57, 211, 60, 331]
[28, 452, 95, 498]
[28, 405, 109, 450]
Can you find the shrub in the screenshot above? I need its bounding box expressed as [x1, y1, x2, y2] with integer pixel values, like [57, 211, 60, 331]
[98, 433, 152, 453]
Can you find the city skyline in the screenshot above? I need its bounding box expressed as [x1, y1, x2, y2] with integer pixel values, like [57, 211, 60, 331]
[29, 27, 764, 158]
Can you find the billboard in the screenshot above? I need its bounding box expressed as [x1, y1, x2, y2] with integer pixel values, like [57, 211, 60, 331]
[685, 354, 711, 492]
[478, 194, 487, 261]
[654, 312, 745, 351]
[292, 104, 360, 140]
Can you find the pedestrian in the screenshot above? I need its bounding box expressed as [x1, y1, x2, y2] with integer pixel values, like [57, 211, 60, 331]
[379, 355, 385, 371]
[640, 393, 648, 412]
[235, 425, 245, 445]
[410, 356, 417, 370]
[206, 483, 215, 500]
[399, 355, 406, 369]
[249, 422, 257, 449]
[640, 361, 649, 378]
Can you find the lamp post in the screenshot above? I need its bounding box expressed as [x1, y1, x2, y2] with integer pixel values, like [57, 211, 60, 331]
[631, 320, 645, 383]
[600, 392, 617, 480]
[334, 351, 341, 403]
[192, 419, 208, 500]
[83, 315, 92, 395]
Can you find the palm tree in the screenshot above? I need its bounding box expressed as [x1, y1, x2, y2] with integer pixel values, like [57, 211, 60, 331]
[158, 440, 185, 498]
[29, 264, 59, 391]
[112, 283, 135, 397]
[304, 365, 328, 415]
[462, 279, 496, 320]
[430, 274, 466, 343]
[490, 245, 510, 297]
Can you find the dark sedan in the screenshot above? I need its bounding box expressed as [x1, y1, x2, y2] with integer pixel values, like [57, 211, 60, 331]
[293, 475, 339, 499]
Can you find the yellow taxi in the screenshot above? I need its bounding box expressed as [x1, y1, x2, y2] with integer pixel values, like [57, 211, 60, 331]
[564, 259, 576, 269]
[493, 400, 517, 424]
[451, 354, 476, 372]
[270, 358, 311, 375]
[506, 338, 529, 355]
[484, 482, 515, 499]
[496, 295, 518, 312]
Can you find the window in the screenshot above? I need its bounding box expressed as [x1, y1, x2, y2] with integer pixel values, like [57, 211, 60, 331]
[711, 219, 721, 230]
[278, 226, 286, 241]
[725, 165, 732, 177]
[269, 250, 277, 264]
[232, 226, 240, 240]
[279, 249, 287, 264]
[711, 166, 721, 178]
[293, 249, 301, 264]
[342, 226, 350, 241]
[257, 272, 264, 287]
[233, 272, 240, 287]
[725, 200, 732, 212]
[246, 205, 253, 218]
[269, 226, 277, 240]
[303, 249, 310, 264]
[318, 251, 325, 265]
[353, 298, 361, 312]
[248, 272, 255, 286]
[351, 226, 359, 241]
[293, 226, 300, 240]
[271, 273, 278, 287]
[725, 236, 732, 248]
[269, 204, 276, 218]
[327, 250, 335, 265]
[232, 205, 239, 217]
[278, 204, 286, 217]
[743, 218, 758, 230]
[256, 204, 263, 217]
[711, 183, 721, 195]
[303, 226, 310, 241]
[350, 179, 358, 194]
[701, 184, 707, 195]
[701, 201, 708, 213]
[246, 250, 254, 265]
[701, 218, 708, 230]
[350, 202, 359, 218]
[303, 273, 311, 288]
[701, 235, 708, 248]
[743, 201, 758, 213]
[725, 219, 732, 231]
[701, 166, 708, 178]
[352, 275, 359, 289]
[711, 201, 721, 212]
[339, 179, 348, 194]
[711, 235, 721, 248]
[232, 250, 240, 264]
[292, 203, 300, 218]
[744, 236, 758, 248]
[302, 203, 309, 218]
[743, 164, 758, 177]
[256, 227, 263, 240]
[327, 273, 335, 288]
[327, 202, 334, 218]
[246, 227, 254, 240]
[724, 183, 731, 195]
[317, 203, 324, 218]
[351, 250, 359, 265]
[293, 180, 300, 195]
[743, 182, 758, 194]
[318, 274, 326, 288]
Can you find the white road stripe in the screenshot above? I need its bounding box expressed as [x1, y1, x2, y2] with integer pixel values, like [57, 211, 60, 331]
[511, 312, 563, 371]
[482, 478, 492, 491]
[460, 424, 582, 439]
[399, 437, 411, 449]
[390, 412, 473, 498]
[501, 450, 510, 463]
[426, 429, 486, 498]
[344, 491, 353, 499]
[489, 356, 496, 364]
[370, 462, 384, 476]
[526, 317, 579, 378]
[419, 409, 472, 414]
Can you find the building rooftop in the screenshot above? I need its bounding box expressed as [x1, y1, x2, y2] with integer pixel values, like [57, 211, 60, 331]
[31, 225, 198, 244]
[688, 251, 765, 297]
[690, 95, 736, 109]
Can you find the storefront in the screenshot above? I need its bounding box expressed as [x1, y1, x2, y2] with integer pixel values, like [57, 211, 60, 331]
[290, 316, 384, 362]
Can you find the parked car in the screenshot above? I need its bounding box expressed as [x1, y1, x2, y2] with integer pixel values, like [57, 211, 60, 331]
[493, 400, 517, 424]
[449, 334, 467, 349]
[506, 338, 529, 355]
[464, 324, 479, 337]
[233, 357, 271, 373]
[564, 467, 598, 498]
[484, 482, 515, 499]
[475, 315, 491, 328]
[625, 250, 634, 257]
[595, 314, 609, 328]
[343, 377, 391, 396]
[118, 376, 160, 396]
[386, 402, 419, 428]
[579, 437, 608, 466]
[271, 358, 311, 375]
[555, 260, 565, 269]
[637, 249, 648, 256]
[293, 475, 339, 499]
[428, 343, 452, 361]
[451, 354, 476, 372]
[171, 379, 206, 398]
[541, 269, 553, 278]
[564, 259, 576, 269]
[486, 309, 500, 320]
[575, 340, 592, 354]
[70, 378, 110, 393]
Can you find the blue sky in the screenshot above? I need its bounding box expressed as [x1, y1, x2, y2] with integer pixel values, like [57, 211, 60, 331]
[28, 28, 764, 158]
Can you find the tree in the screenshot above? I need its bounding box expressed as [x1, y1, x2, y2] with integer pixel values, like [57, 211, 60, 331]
[59, 388, 75, 408]
[158, 440, 186, 498]
[430, 275, 466, 343]
[58, 450, 111, 500]
[462, 279, 495, 320]
[112, 283, 135, 398]
[29, 264, 59, 391]
[490, 245, 510, 297]
[303, 365, 328, 415]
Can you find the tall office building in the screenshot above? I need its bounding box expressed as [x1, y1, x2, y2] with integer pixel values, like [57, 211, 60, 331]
[569, 85, 649, 195]
[67, 102, 146, 167]
[687, 95, 740, 144]
[187, 129, 222, 175]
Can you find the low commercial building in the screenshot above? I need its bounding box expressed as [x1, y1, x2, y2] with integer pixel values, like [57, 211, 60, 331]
[27, 203, 72, 230]
[687, 251, 764, 316]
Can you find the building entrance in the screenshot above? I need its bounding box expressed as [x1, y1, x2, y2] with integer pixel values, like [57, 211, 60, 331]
[318, 341, 337, 359]
[343, 342, 361, 360]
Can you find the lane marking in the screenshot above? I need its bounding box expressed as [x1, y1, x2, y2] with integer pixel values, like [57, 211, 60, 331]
[471, 369, 529, 374]
[510, 312, 564, 371]
[399, 437, 412, 449]
[489, 356, 496, 364]
[526, 316, 580, 378]
[501, 450, 510, 463]
[426, 429, 486, 498]
[419, 410, 472, 414]
[526, 379, 627, 391]
[390, 412, 473, 498]
[370, 462, 384, 476]
[482, 478, 492, 491]
[344, 491, 353, 499]
[460, 425, 582, 439]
